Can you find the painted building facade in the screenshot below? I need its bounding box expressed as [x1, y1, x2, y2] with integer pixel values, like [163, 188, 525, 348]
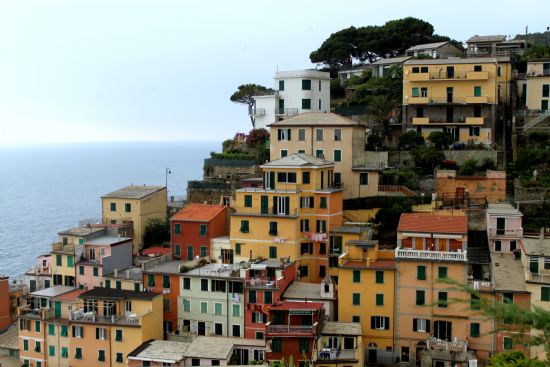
[486, 203, 523, 253]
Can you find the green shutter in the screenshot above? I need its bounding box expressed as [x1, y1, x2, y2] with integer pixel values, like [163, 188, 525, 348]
[200, 224, 207, 237]
[376, 294, 384, 306]
[244, 195, 252, 207]
[249, 290, 257, 304]
[174, 223, 181, 234]
[48, 324, 55, 335]
[376, 271, 384, 284]
[115, 329, 122, 341]
[265, 291, 273, 304]
[412, 87, 419, 97]
[334, 150, 341, 162]
[504, 337, 513, 350]
[235, 243, 241, 255]
[353, 270, 361, 283]
[542, 287, 550, 301]
[416, 290, 425, 305]
[260, 196, 268, 214]
[438, 267, 448, 279]
[352, 293, 360, 305]
[105, 279, 111, 288]
[49, 346, 55, 356]
[269, 246, 277, 259]
[470, 323, 480, 337]
[438, 292, 448, 307]
[474, 86, 481, 97]
[417, 266, 426, 280]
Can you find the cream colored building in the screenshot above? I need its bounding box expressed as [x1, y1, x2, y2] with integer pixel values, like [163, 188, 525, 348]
[269, 112, 385, 199]
[101, 185, 167, 254]
[525, 59, 550, 111]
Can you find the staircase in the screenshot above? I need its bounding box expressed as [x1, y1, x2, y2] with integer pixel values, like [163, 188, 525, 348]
[523, 111, 550, 131]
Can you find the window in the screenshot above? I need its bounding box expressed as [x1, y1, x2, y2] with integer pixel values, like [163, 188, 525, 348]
[115, 329, 123, 341]
[495, 240, 502, 252]
[23, 339, 29, 351]
[252, 311, 265, 323]
[302, 79, 311, 90]
[279, 80, 284, 91]
[256, 332, 264, 340]
[61, 325, 68, 337]
[93, 267, 99, 277]
[353, 270, 361, 283]
[214, 323, 223, 335]
[240, 220, 249, 233]
[316, 220, 327, 233]
[277, 128, 291, 141]
[412, 87, 419, 97]
[503, 337, 513, 350]
[412, 67, 419, 73]
[300, 196, 314, 209]
[300, 219, 310, 232]
[183, 299, 191, 312]
[503, 292, 514, 304]
[110, 202, 116, 211]
[116, 281, 121, 290]
[413, 318, 430, 333]
[61, 347, 68, 358]
[215, 303, 222, 316]
[470, 323, 480, 337]
[125, 203, 131, 212]
[299, 338, 309, 353]
[116, 352, 123, 363]
[174, 223, 181, 234]
[56, 254, 62, 266]
[316, 128, 324, 141]
[300, 265, 309, 278]
[298, 149, 305, 154]
[199, 224, 207, 237]
[320, 197, 327, 209]
[315, 149, 324, 158]
[469, 127, 480, 137]
[175, 244, 181, 258]
[420, 87, 428, 97]
[75, 347, 82, 360]
[147, 274, 155, 287]
[471, 294, 481, 309]
[376, 294, 384, 306]
[359, 172, 369, 185]
[438, 267, 448, 279]
[542, 287, 550, 301]
[200, 302, 208, 314]
[474, 65, 482, 72]
[232, 304, 240, 317]
[232, 325, 241, 337]
[67, 255, 73, 267]
[48, 323, 55, 335]
[79, 266, 84, 275]
[49, 345, 55, 356]
[35, 321, 41, 332]
[417, 265, 426, 280]
[269, 222, 278, 236]
[272, 338, 282, 352]
[543, 84, 549, 98]
[162, 275, 170, 288]
[438, 292, 448, 308]
[302, 98, 311, 109]
[96, 327, 106, 340]
[376, 271, 384, 284]
[543, 100, 549, 111]
[352, 315, 360, 323]
[296, 128, 306, 141]
[302, 172, 310, 184]
[98, 349, 106, 362]
[371, 316, 390, 330]
[420, 66, 428, 73]
[235, 243, 242, 255]
[434, 321, 452, 341]
[334, 150, 341, 162]
[32, 342, 41, 354]
[334, 172, 341, 186]
[269, 246, 277, 259]
[334, 128, 342, 141]
[319, 265, 326, 277]
[201, 279, 208, 291]
[474, 86, 482, 97]
[249, 290, 257, 303]
[300, 242, 313, 255]
[244, 195, 252, 207]
[352, 293, 360, 305]
[280, 149, 288, 158]
[416, 290, 425, 305]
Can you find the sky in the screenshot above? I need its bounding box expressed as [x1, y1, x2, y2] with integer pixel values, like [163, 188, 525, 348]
[0, 0, 549, 145]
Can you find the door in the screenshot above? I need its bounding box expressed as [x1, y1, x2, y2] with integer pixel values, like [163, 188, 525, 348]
[497, 217, 505, 235]
[278, 99, 284, 114]
[446, 66, 454, 79]
[368, 348, 377, 364]
[456, 187, 465, 203]
[187, 246, 194, 261]
[54, 301, 61, 318]
[447, 87, 454, 103]
[198, 322, 206, 335]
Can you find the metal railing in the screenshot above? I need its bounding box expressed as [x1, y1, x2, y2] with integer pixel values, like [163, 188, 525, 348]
[488, 227, 523, 237]
[427, 336, 468, 352]
[467, 279, 494, 291]
[527, 272, 550, 284]
[395, 248, 468, 262]
[70, 310, 143, 325]
[378, 185, 417, 197]
[250, 108, 266, 116]
[316, 349, 358, 361]
[18, 305, 54, 319]
[267, 322, 317, 335]
[274, 108, 299, 116]
[245, 279, 280, 289]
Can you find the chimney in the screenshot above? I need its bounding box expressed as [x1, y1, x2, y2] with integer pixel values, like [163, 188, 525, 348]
[114, 269, 118, 277]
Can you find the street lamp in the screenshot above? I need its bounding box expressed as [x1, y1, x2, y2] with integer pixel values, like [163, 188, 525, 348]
[165, 168, 171, 192]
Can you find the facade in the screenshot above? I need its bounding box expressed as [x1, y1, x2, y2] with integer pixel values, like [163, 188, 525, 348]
[0, 276, 11, 331]
[75, 235, 133, 290]
[179, 264, 245, 338]
[210, 236, 232, 264]
[525, 59, 550, 111]
[312, 322, 363, 367]
[402, 57, 512, 146]
[101, 185, 167, 253]
[103, 267, 144, 292]
[405, 42, 463, 58]
[395, 213, 493, 365]
[268, 112, 384, 199]
[170, 204, 228, 261]
[282, 278, 337, 321]
[338, 239, 395, 364]
[243, 259, 296, 339]
[435, 169, 506, 206]
[486, 203, 523, 252]
[182, 336, 266, 366]
[230, 154, 344, 283]
[24, 255, 52, 292]
[128, 339, 190, 367]
[466, 35, 527, 57]
[337, 56, 411, 83]
[252, 70, 331, 130]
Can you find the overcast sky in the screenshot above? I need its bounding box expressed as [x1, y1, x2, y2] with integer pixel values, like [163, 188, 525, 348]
[0, 0, 549, 145]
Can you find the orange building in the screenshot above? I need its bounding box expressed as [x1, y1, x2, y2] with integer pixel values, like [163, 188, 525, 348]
[435, 169, 506, 206]
[0, 276, 11, 330]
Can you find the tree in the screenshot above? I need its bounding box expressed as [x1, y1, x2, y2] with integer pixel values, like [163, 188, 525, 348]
[428, 131, 454, 150]
[411, 145, 444, 171]
[230, 84, 274, 128]
[368, 95, 398, 126]
[246, 128, 269, 148]
[487, 351, 545, 367]
[143, 217, 170, 249]
[399, 131, 425, 150]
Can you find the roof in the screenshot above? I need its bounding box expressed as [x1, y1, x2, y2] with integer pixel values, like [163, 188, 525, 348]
[143, 260, 196, 275]
[268, 112, 361, 127]
[103, 267, 143, 281]
[58, 226, 105, 237]
[250, 258, 292, 270]
[398, 213, 467, 235]
[340, 260, 395, 270]
[0, 326, 19, 350]
[521, 238, 550, 256]
[80, 287, 159, 301]
[491, 253, 528, 292]
[269, 301, 324, 311]
[371, 55, 412, 65]
[283, 282, 323, 300]
[171, 204, 227, 222]
[331, 225, 371, 235]
[102, 185, 165, 200]
[404, 57, 510, 65]
[84, 235, 132, 246]
[30, 285, 76, 298]
[54, 289, 86, 301]
[487, 203, 522, 216]
[261, 153, 333, 168]
[467, 35, 506, 43]
[184, 263, 243, 279]
[142, 246, 172, 256]
[321, 322, 362, 336]
[406, 41, 449, 52]
[275, 69, 330, 80]
[128, 340, 191, 363]
[183, 336, 236, 359]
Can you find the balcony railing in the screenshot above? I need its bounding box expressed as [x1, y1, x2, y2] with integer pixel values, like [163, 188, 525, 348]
[267, 322, 317, 335]
[488, 227, 523, 238]
[407, 96, 491, 105]
[467, 279, 494, 291]
[378, 185, 417, 197]
[274, 108, 299, 116]
[245, 278, 280, 289]
[527, 272, 550, 284]
[427, 337, 468, 352]
[395, 248, 468, 262]
[69, 310, 142, 326]
[250, 108, 266, 116]
[18, 305, 54, 319]
[316, 349, 358, 362]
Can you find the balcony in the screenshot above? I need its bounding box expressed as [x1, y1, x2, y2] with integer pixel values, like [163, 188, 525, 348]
[465, 96, 489, 104]
[428, 71, 468, 80]
[18, 305, 53, 320]
[465, 117, 484, 125]
[409, 73, 430, 81]
[466, 279, 494, 291]
[407, 96, 430, 104]
[395, 248, 468, 262]
[315, 349, 359, 362]
[412, 117, 430, 125]
[275, 108, 299, 116]
[467, 71, 489, 80]
[250, 108, 265, 116]
[488, 227, 523, 238]
[526, 272, 550, 284]
[245, 278, 280, 289]
[267, 322, 317, 336]
[427, 337, 468, 352]
[69, 310, 144, 326]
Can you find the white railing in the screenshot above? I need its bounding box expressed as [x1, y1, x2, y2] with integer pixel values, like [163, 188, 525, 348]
[267, 322, 317, 335]
[527, 272, 550, 284]
[488, 227, 523, 237]
[395, 248, 467, 262]
[246, 279, 279, 288]
[427, 337, 468, 352]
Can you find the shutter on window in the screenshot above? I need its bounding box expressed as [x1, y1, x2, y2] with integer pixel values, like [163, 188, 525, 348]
[426, 320, 431, 333]
[270, 172, 275, 189]
[72, 326, 75, 337]
[287, 129, 291, 141]
[285, 197, 290, 215]
[413, 319, 418, 332]
[385, 317, 390, 330]
[277, 129, 282, 141]
[370, 316, 375, 329]
[272, 197, 277, 214]
[96, 328, 99, 339]
[309, 197, 314, 208]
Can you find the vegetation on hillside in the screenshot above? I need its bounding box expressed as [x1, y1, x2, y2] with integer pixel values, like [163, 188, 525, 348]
[513, 132, 550, 187]
[143, 217, 170, 249]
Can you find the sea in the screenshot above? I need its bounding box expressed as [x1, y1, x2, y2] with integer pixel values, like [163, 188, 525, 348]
[0, 141, 219, 278]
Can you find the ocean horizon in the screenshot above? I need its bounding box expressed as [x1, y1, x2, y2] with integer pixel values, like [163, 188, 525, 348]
[0, 140, 219, 277]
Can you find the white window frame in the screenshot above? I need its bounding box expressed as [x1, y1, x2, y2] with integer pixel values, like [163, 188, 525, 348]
[316, 128, 324, 141]
[416, 319, 428, 333]
[277, 196, 286, 215]
[373, 316, 386, 330]
[334, 128, 342, 141]
[98, 327, 106, 340]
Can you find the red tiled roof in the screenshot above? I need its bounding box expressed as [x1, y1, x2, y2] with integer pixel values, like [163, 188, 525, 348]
[397, 213, 467, 234]
[171, 204, 226, 222]
[54, 289, 85, 301]
[341, 260, 395, 269]
[269, 301, 324, 311]
[142, 247, 172, 256]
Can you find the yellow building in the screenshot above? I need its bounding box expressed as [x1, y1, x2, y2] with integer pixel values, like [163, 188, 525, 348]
[268, 112, 384, 199]
[102, 267, 143, 292]
[403, 57, 512, 146]
[230, 153, 343, 283]
[525, 59, 550, 111]
[337, 234, 395, 364]
[101, 185, 167, 254]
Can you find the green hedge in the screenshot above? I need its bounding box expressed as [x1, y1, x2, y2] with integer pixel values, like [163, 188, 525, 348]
[210, 152, 255, 160]
[344, 195, 431, 210]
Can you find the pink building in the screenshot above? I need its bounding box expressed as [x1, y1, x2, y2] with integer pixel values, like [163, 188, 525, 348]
[24, 254, 52, 292]
[486, 203, 523, 253]
[75, 235, 133, 290]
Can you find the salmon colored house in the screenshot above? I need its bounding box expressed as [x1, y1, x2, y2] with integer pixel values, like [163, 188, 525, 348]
[170, 204, 228, 261]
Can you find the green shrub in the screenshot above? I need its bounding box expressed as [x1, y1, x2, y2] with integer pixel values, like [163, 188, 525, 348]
[459, 158, 478, 175]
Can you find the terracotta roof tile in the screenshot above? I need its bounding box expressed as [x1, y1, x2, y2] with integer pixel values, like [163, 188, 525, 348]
[397, 213, 467, 234]
[171, 204, 226, 222]
[54, 289, 86, 301]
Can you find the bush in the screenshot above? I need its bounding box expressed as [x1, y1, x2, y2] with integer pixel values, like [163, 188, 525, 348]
[411, 146, 444, 172]
[427, 131, 454, 150]
[246, 128, 269, 148]
[459, 158, 478, 175]
[481, 158, 496, 170]
[398, 131, 425, 150]
[381, 168, 420, 190]
[209, 152, 255, 160]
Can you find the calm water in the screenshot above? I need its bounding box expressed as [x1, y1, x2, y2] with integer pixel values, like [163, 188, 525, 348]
[0, 141, 218, 277]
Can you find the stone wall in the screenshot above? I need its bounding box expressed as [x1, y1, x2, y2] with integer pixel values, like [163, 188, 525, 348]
[514, 179, 550, 201]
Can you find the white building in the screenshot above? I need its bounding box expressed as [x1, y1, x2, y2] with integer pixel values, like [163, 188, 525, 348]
[252, 70, 331, 129]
